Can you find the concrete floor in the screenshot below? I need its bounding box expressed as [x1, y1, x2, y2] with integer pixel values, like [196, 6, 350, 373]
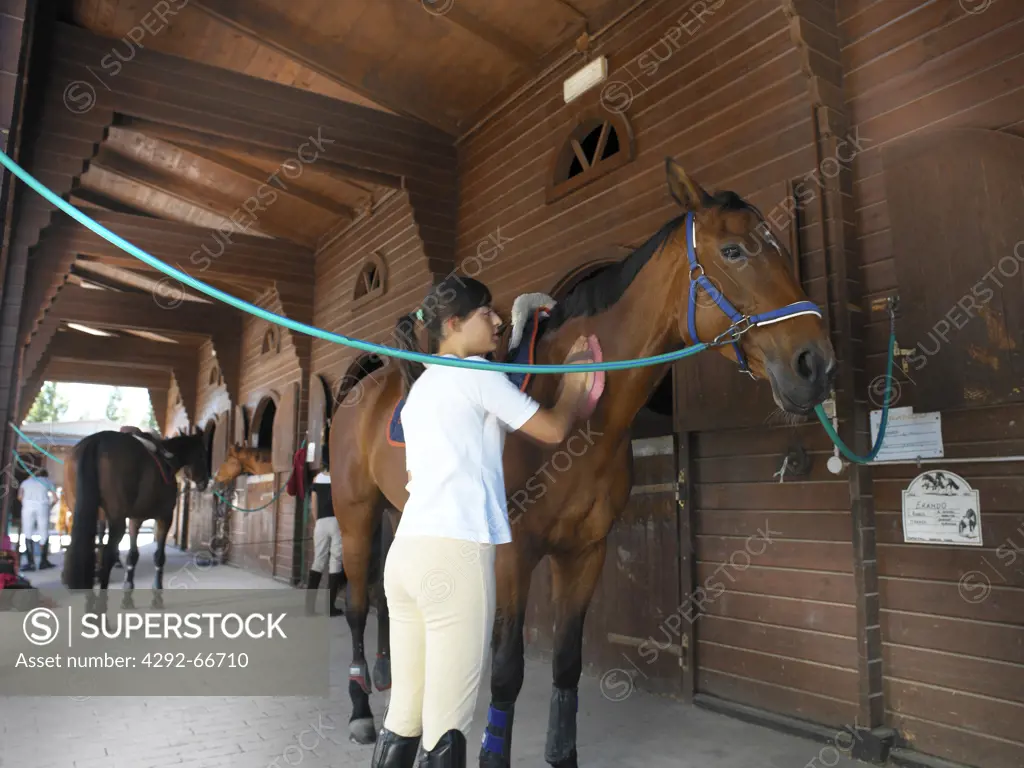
[1, 542, 863, 768]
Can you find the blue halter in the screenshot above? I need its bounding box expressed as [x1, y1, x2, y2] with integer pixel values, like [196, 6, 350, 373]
[683, 210, 823, 377]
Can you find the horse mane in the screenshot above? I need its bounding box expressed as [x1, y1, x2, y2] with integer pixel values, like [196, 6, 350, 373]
[544, 190, 760, 333]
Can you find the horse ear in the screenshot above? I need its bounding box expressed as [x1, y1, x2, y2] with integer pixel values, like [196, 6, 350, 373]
[665, 158, 707, 211]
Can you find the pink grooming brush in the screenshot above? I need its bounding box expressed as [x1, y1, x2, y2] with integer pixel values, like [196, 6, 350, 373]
[564, 335, 605, 419]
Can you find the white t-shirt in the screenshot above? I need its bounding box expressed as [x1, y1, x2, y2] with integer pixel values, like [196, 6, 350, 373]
[19, 476, 53, 507]
[397, 354, 541, 544]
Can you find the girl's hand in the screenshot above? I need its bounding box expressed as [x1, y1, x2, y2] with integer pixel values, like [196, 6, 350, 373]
[562, 336, 594, 399]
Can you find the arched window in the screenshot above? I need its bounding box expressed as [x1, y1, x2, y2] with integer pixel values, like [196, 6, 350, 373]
[250, 395, 277, 451]
[547, 112, 634, 203]
[208, 363, 222, 387]
[351, 252, 387, 311]
[261, 325, 280, 355]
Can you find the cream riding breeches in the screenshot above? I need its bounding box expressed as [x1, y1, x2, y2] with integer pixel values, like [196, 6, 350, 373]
[382, 534, 496, 752]
[311, 516, 343, 573]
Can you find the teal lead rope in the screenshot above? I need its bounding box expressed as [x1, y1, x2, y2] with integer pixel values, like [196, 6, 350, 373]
[813, 299, 897, 464]
[0, 147, 896, 464]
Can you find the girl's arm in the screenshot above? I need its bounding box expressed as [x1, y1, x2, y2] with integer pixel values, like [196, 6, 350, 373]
[476, 337, 593, 446]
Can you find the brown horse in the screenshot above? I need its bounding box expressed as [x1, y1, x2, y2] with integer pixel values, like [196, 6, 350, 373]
[328, 162, 836, 762]
[63, 429, 210, 603]
[212, 444, 274, 487]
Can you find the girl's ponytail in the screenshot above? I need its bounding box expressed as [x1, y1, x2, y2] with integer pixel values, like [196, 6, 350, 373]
[393, 310, 425, 394]
[392, 275, 493, 394]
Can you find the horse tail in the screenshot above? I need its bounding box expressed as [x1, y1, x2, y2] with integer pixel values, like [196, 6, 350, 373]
[392, 312, 425, 394]
[67, 435, 102, 589]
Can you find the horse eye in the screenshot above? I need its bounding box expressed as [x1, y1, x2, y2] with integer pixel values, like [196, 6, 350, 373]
[721, 244, 744, 261]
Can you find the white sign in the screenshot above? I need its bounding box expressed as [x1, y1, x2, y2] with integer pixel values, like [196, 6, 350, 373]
[870, 407, 943, 462]
[563, 56, 607, 104]
[902, 470, 982, 546]
[306, 442, 316, 463]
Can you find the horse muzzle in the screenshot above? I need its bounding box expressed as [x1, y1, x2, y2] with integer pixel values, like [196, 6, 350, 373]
[766, 341, 836, 414]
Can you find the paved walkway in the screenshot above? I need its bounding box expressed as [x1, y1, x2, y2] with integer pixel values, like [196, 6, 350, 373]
[2, 543, 862, 768]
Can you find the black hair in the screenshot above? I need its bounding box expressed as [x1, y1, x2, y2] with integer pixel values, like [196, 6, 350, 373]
[393, 274, 493, 393]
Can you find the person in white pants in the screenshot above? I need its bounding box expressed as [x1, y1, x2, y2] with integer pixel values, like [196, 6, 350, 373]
[371, 276, 592, 768]
[306, 470, 345, 616]
[18, 468, 56, 571]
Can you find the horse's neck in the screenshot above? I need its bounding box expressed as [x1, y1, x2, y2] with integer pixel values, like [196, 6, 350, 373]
[546, 256, 683, 434]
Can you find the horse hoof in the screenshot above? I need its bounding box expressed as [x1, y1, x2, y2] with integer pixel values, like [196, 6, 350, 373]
[151, 593, 164, 610]
[120, 593, 136, 611]
[348, 718, 376, 745]
[372, 655, 391, 691]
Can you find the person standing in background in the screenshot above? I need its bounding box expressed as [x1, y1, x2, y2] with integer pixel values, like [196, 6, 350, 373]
[18, 468, 56, 571]
[305, 468, 346, 616]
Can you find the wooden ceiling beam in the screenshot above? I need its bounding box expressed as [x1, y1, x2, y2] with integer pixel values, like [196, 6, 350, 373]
[50, 25, 457, 184]
[168, 142, 358, 220]
[189, 0, 457, 135]
[88, 147, 287, 240]
[41, 360, 172, 390]
[68, 184, 161, 218]
[432, 3, 536, 67]
[118, 118, 403, 189]
[48, 331, 201, 367]
[45, 283, 236, 336]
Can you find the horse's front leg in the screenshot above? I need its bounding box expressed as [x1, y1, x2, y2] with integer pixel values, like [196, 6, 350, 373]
[480, 543, 539, 768]
[544, 539, 607, 768]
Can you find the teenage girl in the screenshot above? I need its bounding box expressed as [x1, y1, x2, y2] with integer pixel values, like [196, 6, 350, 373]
[371, 276, 595, 767]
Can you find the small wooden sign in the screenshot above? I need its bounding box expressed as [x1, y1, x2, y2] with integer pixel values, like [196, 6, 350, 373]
[902, 470, 982, 546]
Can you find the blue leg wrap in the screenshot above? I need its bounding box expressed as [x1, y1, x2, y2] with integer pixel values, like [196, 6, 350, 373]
[481, 704, 512, 756]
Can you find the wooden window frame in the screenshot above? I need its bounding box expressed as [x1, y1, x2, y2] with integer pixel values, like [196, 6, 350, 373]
[261, 325, 280, 355]
[351, 251, 388, 312]
[546, 111, 635, 204]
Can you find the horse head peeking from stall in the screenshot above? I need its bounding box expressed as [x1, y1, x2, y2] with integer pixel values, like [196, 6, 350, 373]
[327, 160, 836, 764]
[212, 444, 274, 492]
[63, 427, 210, 606]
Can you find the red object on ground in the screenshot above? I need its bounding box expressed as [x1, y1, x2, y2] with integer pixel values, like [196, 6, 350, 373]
[0, 534, 17, 579]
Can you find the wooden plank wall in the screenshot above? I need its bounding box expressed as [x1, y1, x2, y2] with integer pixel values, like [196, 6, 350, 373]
[839, 2, 1024, 765]
[456, 0, 856, 720]
[693, 422, 858, 725]
[310, 191, 435, 396]
[455, 0, 825, 312]
[238, 288, 304, 583]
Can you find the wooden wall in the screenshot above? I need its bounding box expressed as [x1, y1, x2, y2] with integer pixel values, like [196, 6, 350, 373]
[840, 2, 1024, 765]
[456, 0, 857, 724]
[310, 190, 435, 396]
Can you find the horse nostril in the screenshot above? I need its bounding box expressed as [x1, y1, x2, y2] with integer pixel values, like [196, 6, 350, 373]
[796, 349, 815, 381]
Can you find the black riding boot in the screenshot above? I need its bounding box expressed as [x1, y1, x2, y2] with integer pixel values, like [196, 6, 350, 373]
[22, 542, 36, 571]
[371, 728, 420, 768]
[38, 539, 54, 569]
[305, 569, 322, 614]
[327, 571, 345, 617]
[420, 729, 466, 767]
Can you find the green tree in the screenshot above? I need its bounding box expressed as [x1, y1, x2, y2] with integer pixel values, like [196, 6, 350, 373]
[146, 401, 159, 432]
[24, 382, 69, 423]
[105, 386, 124, 422]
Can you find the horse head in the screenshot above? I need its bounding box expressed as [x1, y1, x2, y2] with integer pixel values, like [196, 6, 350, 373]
[213, 443, 245, 488]
[663, 159, 836, 415]
[165, 432, 210, 491]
